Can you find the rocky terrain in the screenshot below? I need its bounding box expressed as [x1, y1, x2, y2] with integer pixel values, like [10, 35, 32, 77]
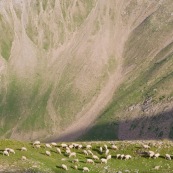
[0, 0, 173, 141]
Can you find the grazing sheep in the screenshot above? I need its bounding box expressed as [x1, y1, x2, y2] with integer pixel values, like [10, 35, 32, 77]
[78, 144, 83, 149]
[61, 158, 67, 161]
[106, 155, 112, 160]
[73, 143, 79, 148]
[73, 159, 79, 163]
[111, 145, 118, 150]
[143, 144, 150, 149]
[5, 148, 11, 152]
[116, 154, 121, 159]
[73, 165, 78, 170]
[105, 149, 109, 156]
[87, 159, 94, 164]
[83, 150, 88, 155]
[104, 145, 108, 150]
[9, 149, 15, 154]
[153, 153, 160, 159]
[45, 144, 52, 148]
[154, 166, 160, 170]
[21, 147, 27, 151]
[101, 158, 107, 164]
[88, 150, 93, 156]
[125, 155, 132, 160]
[66, 149, 71, 155]
[35, 145, 41, 148]
[148, 151, 155, 158]
[45, 151, 51, 156]
[120, 154, 125, 160]
[56, 148, 61, 154]
[69, 152, 76, 158]
[93, 155, 99, 160]
[86, 145, 92, 149]
[3, 150, 9, 156]
[51, 142, 57, 147]
[69, 144, 74, 149]
[83, 167, 90, 172]
[33, 141, 40, 145]
[62, 164, 68, 171]
[22, 156, 27, 160]
[66, 146, 70, 150]
[165, 154, 171, 160]
[99, 147, 103, 153]
[61, 143, 68, 148]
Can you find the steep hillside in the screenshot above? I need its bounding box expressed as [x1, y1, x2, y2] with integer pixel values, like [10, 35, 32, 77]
[82, 0, 173, 141]
[0, 0, 123, 140]
[0, 0, 173, 141]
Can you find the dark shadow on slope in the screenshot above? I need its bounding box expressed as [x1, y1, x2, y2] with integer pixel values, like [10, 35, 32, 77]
[51, 108, 173, 142]
[117, 108, 173, 141]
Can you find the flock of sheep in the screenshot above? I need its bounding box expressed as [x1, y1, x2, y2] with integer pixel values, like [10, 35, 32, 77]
[2, 140, 173, 172]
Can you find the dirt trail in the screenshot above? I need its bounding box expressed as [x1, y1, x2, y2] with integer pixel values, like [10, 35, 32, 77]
[47, 64, 123, 142]
[46, 0, 127, 142]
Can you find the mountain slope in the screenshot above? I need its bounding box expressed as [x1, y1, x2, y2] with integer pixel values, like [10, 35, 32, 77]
[82, 0, 173, 141]
[0, 0, 123, 140]
[0, 0, 173, 141]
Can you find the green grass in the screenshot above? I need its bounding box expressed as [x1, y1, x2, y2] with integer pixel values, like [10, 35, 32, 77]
[1, 140, 173, 173]
[0, 18, 14, 61]
[82, 52, 173, 140]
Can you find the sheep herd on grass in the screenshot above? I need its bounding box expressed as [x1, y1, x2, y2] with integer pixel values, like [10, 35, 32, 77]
[1, 140, 173, 172]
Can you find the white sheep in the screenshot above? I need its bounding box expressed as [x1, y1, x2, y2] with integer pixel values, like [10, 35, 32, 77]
[51, 142, 57, 147]
[105, 149, 109, 156]
[73, 143, 79, 148]
[66, 149, 71, 155]
[21, 147, 27, 151]
[78, 144, 83, 149]
[104, 145, 108, 150]
[116, 154, 121, 159]
[69, 144, 74, 149]
[45, 151, 51, 156]
[99, 147, 103, 153]
[143, 144, 150, 149]
[9, 149, 15, 154]
[87, 159, 94, 164]
[62, 164, 68, 171]
[33, 141, 40, 145]
[86, 145, 92, 149]
[148, 151, 155, 158]
[153, 153, 160, 159]
[35, 144, 41, 148]
[66, 146, 70, 150]
[124, 155, 132, 160]
[83, 167, 90, 172]
[56, 148, 61, 154]
[3, 150, 9, 156]
[106, 155, 112, 160]
[92, 155, 99, 160]
[154, 166, 160, 170]
[83, 150, 88, 155]
[22, 156, 27, 160]
[45, 144, 52, 148]
[74, 165, 78, 170]
[87, 150, 93, 156]
[69, 152, 76, 158]
[165, 154, 171, 160]
[120, 154, 125, 160]
[5, 148, 11, 152]
[73, 159, 79, 163]
[111, 145, 118, 150]
[61, 143, 68, 148]
[101, 158, 107, 164]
